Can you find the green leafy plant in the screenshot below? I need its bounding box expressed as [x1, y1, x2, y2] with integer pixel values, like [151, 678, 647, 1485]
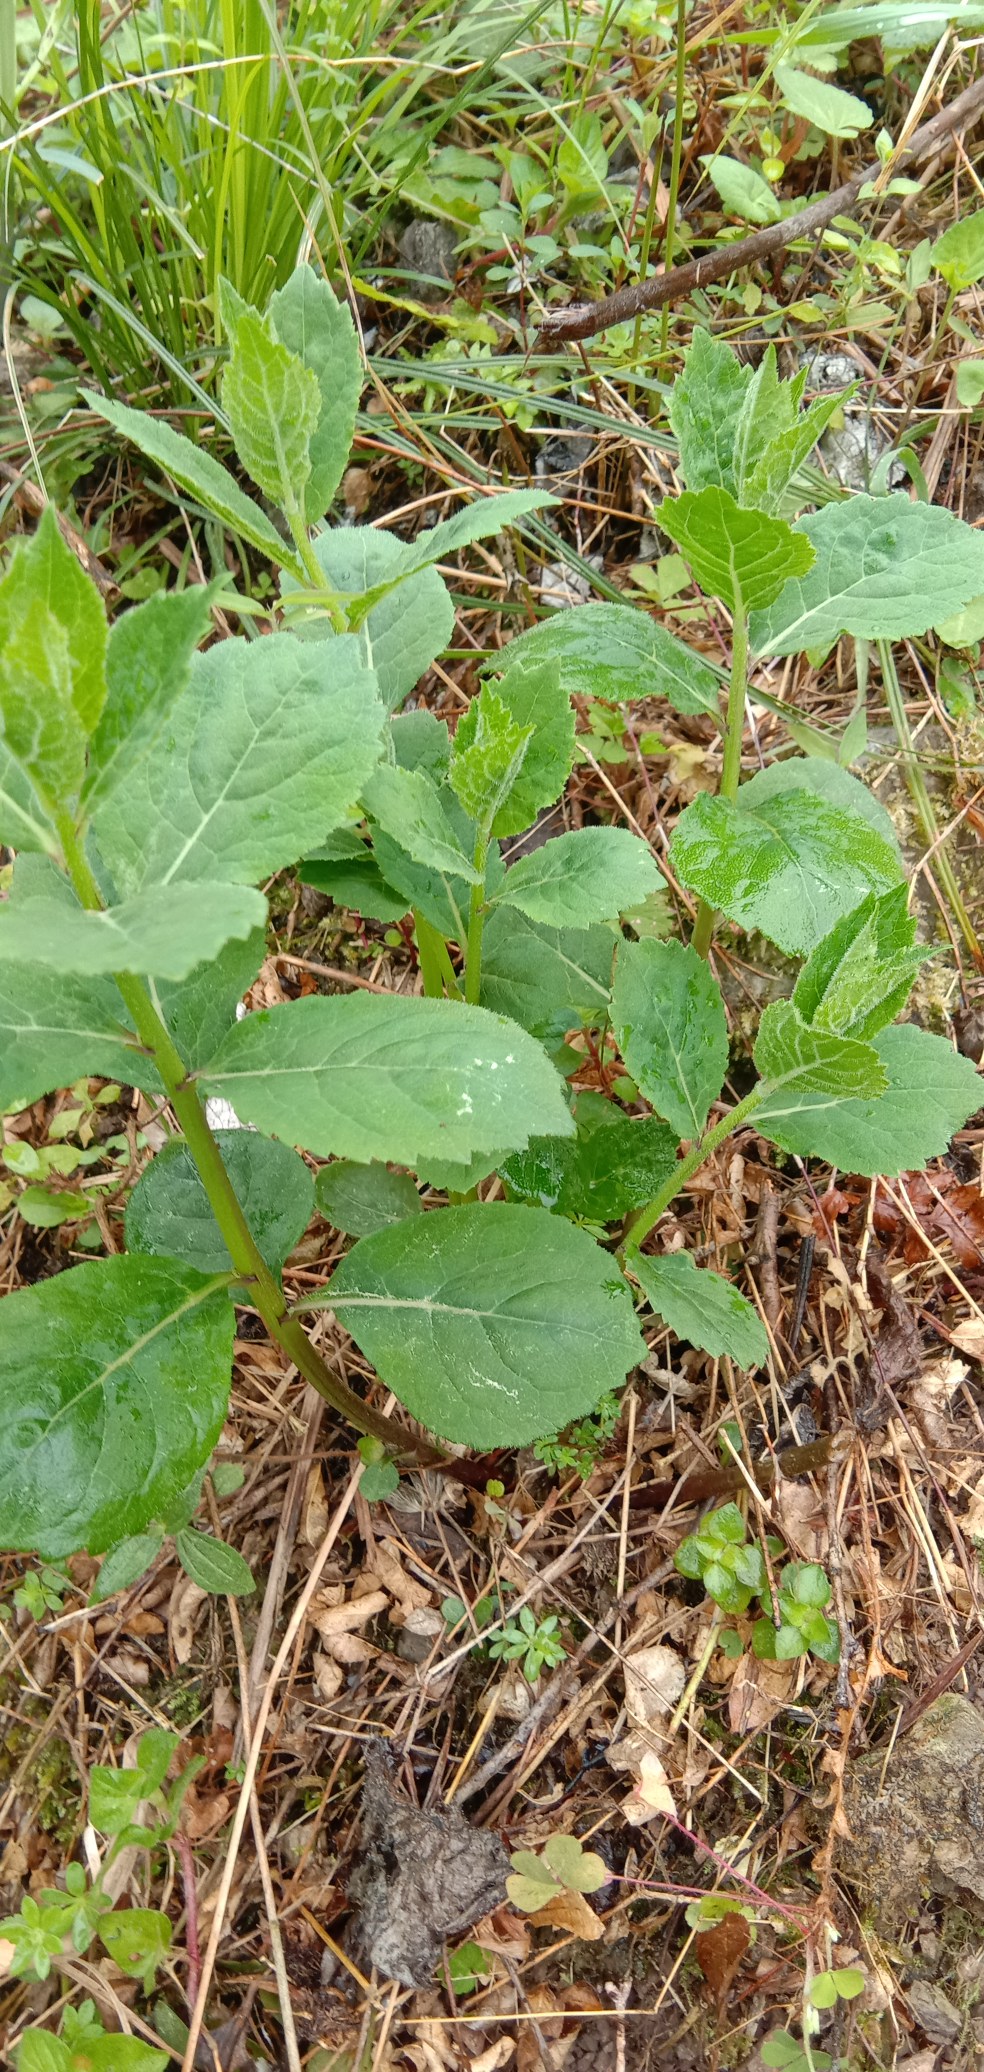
[17, 1999, 167, 2070]
[0, 286, 979, 1581]
[488, 1605, 567, 1684]
[752, 1563, 840, 1663]
[674, 1503, 773, 1615]
[533, 1390, 621, 1478]
[0, 1726, 191, 2023]
[445, 1940, 494, 1997]
[506, 1833, 607, 1912]
[675, 1510, 839, 1664]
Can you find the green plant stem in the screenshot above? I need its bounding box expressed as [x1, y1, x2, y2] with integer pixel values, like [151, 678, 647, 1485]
[657, 0, 689, 369]
[54, 815, 434, 1463]
[285, 512, 347, 629]
[878, 638, 982, 967]
[666, 1604, 723, 1737]
[464, 832, 491, 1006]
[622, 1087, 762, 1255]
[692, 596, 749, 959]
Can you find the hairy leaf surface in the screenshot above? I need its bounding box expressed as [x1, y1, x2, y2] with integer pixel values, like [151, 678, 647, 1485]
[612, 938, 728, 1138]
[630, 1248, 768, 1366]
[0, 1258, 233, 1557]
[753, 1024, 981, 1174]
[326, 1203, 644, 1447]
[493, 827, 663, 927]
[125, 1132, 314, 1280]
[201, 995, 573, 1164]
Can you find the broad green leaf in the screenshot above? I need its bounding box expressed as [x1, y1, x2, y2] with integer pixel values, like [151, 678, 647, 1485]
[84, 392, 295, 569]
[83, 586, 212, 814]
[0, 961, 148, 1112]
[660, 486, 815, 612]
[753, 1001, 887, 1097]
[630, 1248, 768, 1366]
[933, 208, 984, 291]
[449, 682, 533, 829]
[267, 265, 362, 522]
[774, 63, 873, 135]
[0, 1257, 233, 1558]
[490, 600, 720, 716]
[483, 655, 576, 834]
[325, 1203, 644, 1447]
[291, 526, 454, 711]
[353, 490, 556, 610]
[300, 847, 410, 922]
[415, 1147, 504, 1193]
[90, 1533, 165, 1603]
[0, 881, 265, 981]
[480, 907, 614, 1040]
[750, 495, 984, 654]
[0, 860, 159, 1106]
[316, 1160, 422, 1235]
[93, 632, 384, 894]
[501, 1107, 680, 1221]
[667, 326, 752, 498]
[220, 309, 320, 516]
[201, 995, 573, 1165]
[794, 886, 926, 1039]
[98, 1908, 171, 1990]
[362, 763, 480, 881]
[0, 508, 107, 821]
[753, 1023, 981, 1175]
[16, 2036, 72, 2071]
[492, 826, 663, 927]
[391, 709, 451, 779]
[738, 755, 900, 844]
[705, 154, 782, 224]
[175, 1527, 255, 1595]
[670, 786, 902, 955]
[125, 1130, 314, 1279]
[611, 938, 728, 1138]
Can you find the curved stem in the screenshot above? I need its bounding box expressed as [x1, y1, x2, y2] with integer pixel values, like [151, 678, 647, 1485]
[56, 819, 436, 1463]
[878, 638, 982, 969]
[622, 1087, 762, 1255]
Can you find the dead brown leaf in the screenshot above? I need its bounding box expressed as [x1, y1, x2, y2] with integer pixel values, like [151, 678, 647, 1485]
[169, 1572, 208, 1665]
[696, 1911, 751, 2006]
[528, 1887, 604, 1942]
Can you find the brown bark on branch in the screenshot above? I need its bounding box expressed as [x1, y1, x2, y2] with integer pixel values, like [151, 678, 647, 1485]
[535, 74, 984, 349]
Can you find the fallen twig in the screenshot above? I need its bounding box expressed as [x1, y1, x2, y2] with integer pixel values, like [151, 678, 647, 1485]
[535, 73, 984, 348]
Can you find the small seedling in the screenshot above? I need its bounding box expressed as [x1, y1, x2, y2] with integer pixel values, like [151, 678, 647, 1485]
[507, 1833, 606, 1912]
[17, 1997, 167, 2070]
[489, 1605, 567, 1683]
[761, 2035, 832, 2072]
[534, 1391, 620, 1477]
[752, 1563, 840, 1664]
[445, 1940, 494, 1996]
[0, 1728, 193, 1993]
[808, 1966, 865, 2009]
[674, 1503, 775, 1614]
